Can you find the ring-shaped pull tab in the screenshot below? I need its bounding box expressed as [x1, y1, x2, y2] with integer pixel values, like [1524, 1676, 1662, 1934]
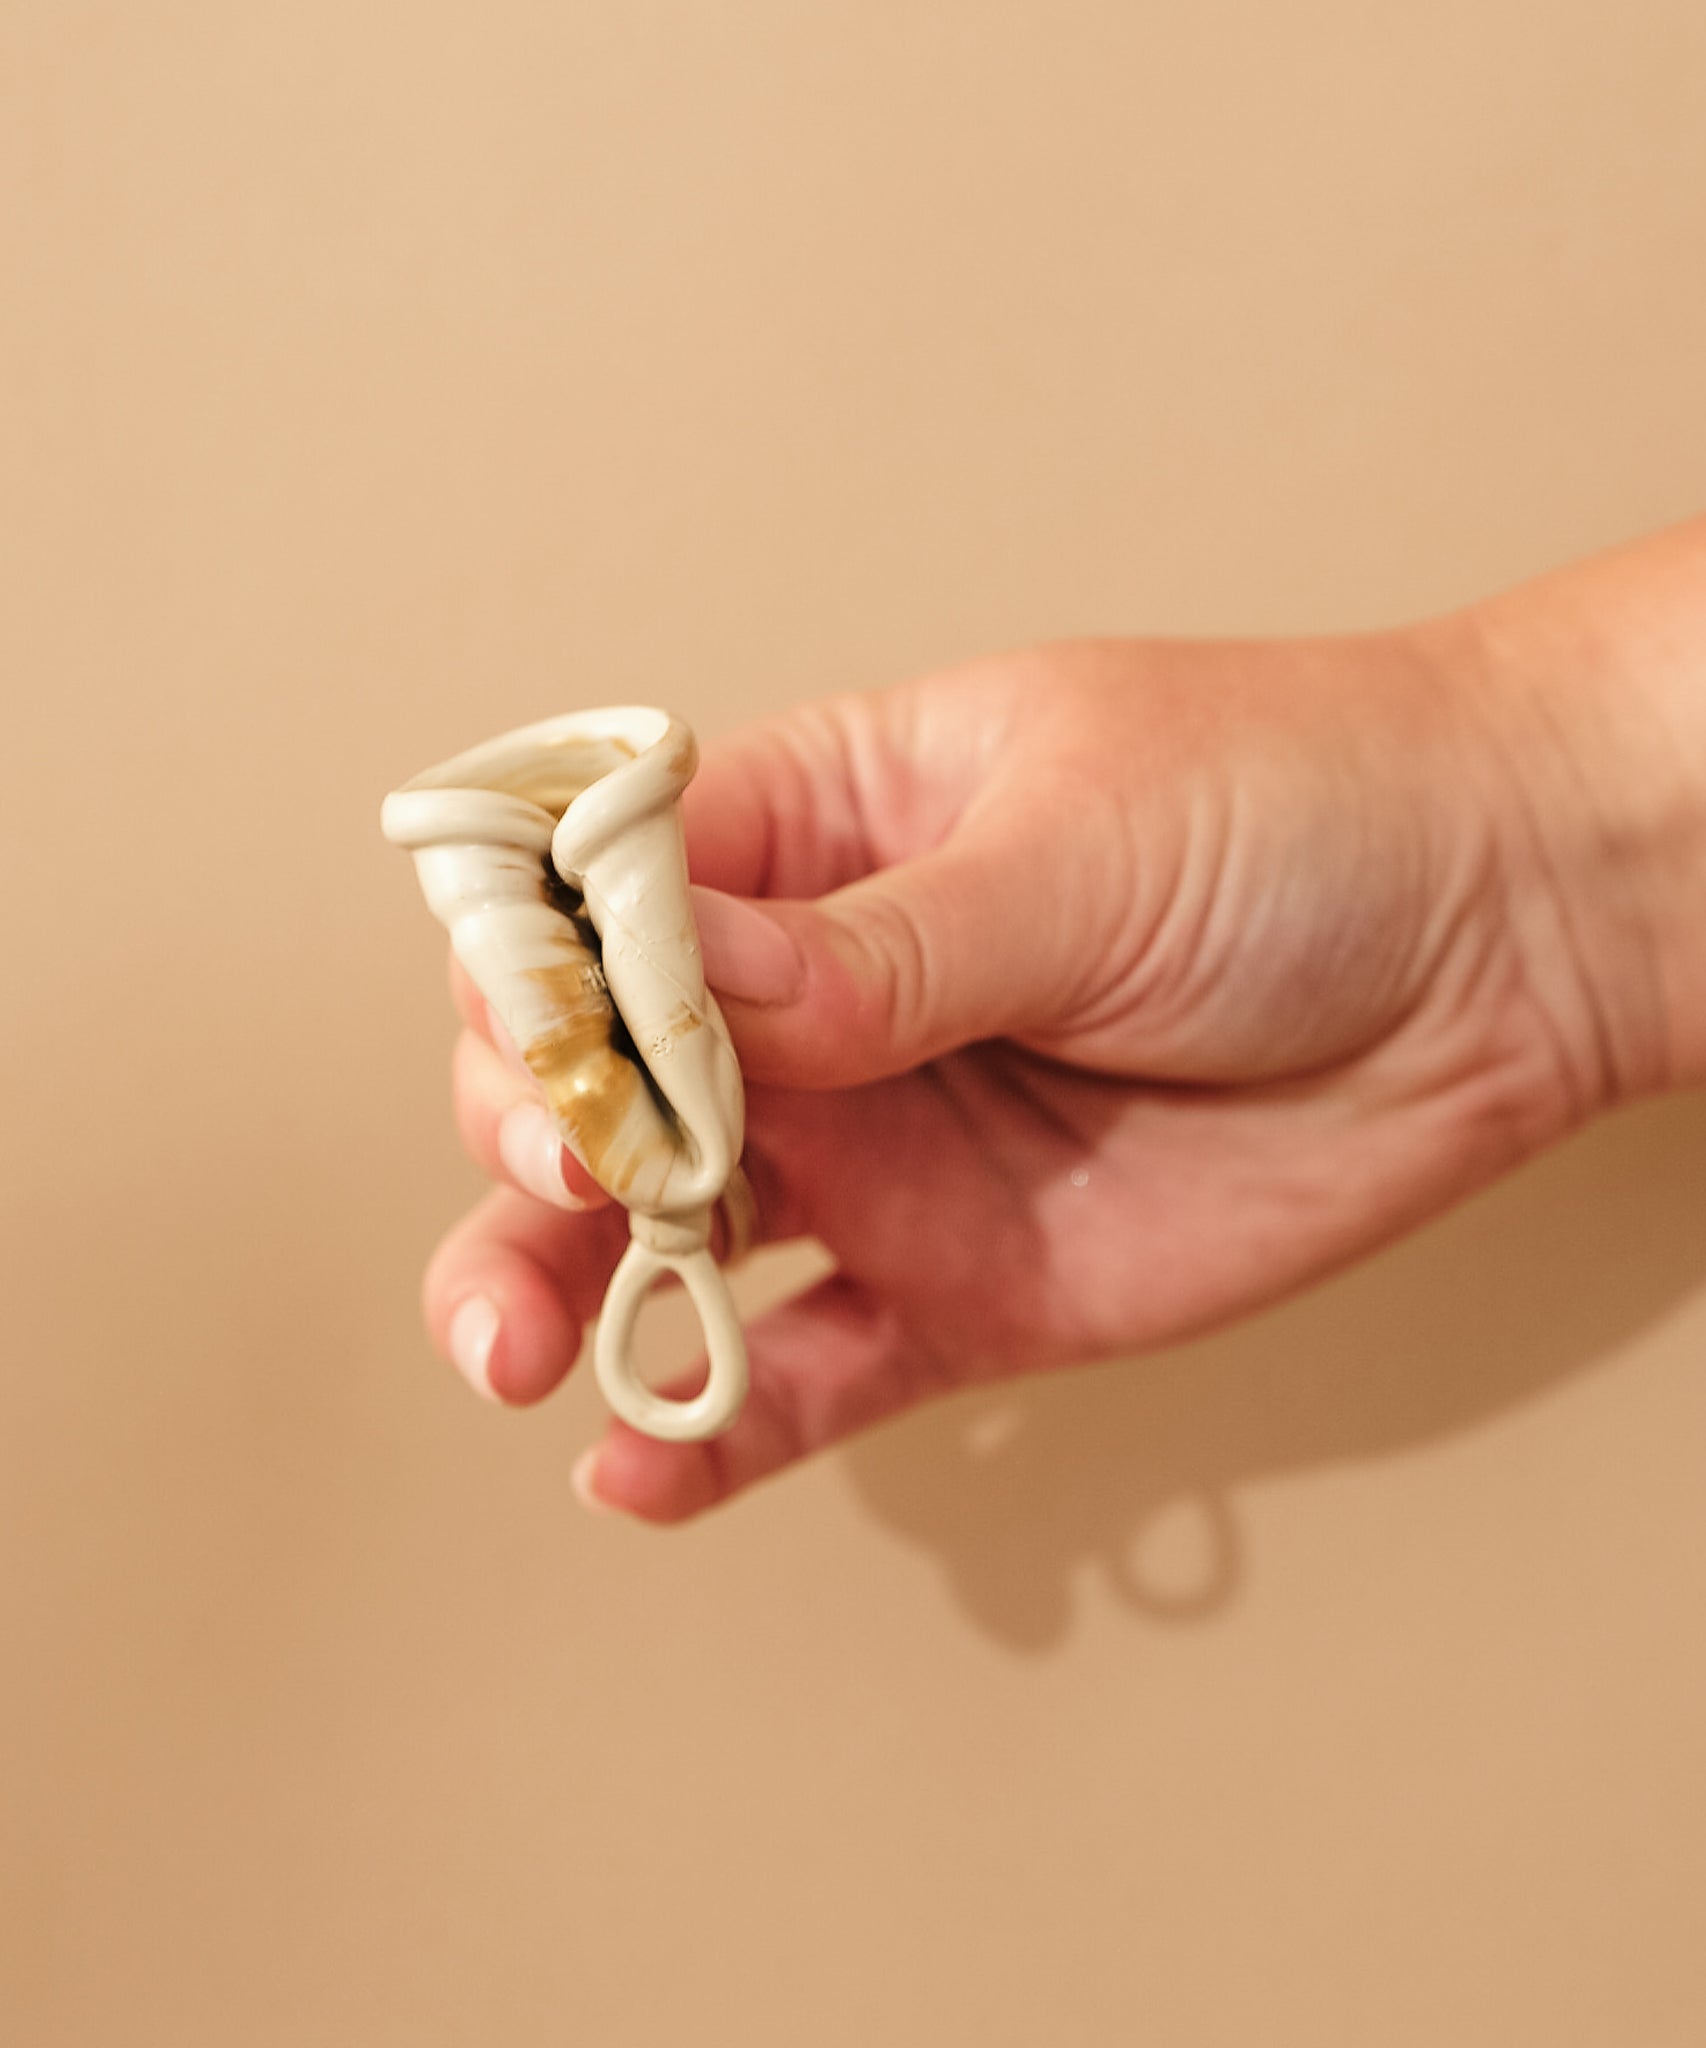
[592, 1210, 749, 1443]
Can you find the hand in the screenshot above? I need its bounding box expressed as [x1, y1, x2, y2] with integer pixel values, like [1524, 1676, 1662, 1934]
[423, 526, 1706, 1520]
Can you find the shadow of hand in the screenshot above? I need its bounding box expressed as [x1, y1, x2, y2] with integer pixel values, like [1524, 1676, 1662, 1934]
[839, 1092, 1706, 1651]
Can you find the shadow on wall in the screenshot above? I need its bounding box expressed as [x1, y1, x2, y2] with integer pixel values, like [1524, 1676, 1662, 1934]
[837, 1090, 1706, 1653]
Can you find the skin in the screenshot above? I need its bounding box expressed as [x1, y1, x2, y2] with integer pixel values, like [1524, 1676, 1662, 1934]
[423, 520, 1706, 1522]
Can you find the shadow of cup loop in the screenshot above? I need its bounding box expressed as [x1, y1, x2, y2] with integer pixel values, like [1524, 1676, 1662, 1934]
[1101, 1486, 1242, 1623]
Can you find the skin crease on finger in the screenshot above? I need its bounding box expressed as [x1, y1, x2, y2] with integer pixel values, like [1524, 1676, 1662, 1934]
[424, 527, 1706, 1522]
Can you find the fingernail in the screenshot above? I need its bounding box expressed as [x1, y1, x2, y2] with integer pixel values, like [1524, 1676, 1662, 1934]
[571, 1446, 614, 1514]
[448, 1296, 502, 1402]
[498, 1100, 584, 1209]
[690, 887, 805, 1007]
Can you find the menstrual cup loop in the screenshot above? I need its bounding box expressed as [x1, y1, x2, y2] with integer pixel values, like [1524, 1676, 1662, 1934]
[593, 1217, 750, 1443]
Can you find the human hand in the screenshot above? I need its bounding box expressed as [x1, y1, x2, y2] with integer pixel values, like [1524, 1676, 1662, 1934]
[423, 525, 1706, 1520]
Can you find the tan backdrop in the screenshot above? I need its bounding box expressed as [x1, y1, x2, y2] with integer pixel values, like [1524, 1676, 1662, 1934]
[4, 4, 1704, 2043]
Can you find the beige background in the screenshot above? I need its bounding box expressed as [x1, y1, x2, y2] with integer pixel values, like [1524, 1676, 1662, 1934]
[4, 4, 1705, 2042]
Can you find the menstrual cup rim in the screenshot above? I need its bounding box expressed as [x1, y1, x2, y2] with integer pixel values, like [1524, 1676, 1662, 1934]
[379, 787, 558, 854]
[387, 706, 679, 806]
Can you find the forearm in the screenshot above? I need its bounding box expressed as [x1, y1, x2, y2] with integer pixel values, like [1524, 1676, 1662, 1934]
[1459, 518, 1706, 1107]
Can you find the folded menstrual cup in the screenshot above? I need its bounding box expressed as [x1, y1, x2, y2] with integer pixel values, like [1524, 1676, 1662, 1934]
[381, 709, 749, 1442]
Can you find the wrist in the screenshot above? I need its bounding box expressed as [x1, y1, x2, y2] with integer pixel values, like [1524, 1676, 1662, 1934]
[1454, 522, 1706, 1112]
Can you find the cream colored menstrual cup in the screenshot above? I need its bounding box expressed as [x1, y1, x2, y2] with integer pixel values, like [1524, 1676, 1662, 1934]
[381, 709, 748, 1442]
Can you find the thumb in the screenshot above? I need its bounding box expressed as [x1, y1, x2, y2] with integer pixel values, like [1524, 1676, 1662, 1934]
[689, 841, 1068, 1088]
